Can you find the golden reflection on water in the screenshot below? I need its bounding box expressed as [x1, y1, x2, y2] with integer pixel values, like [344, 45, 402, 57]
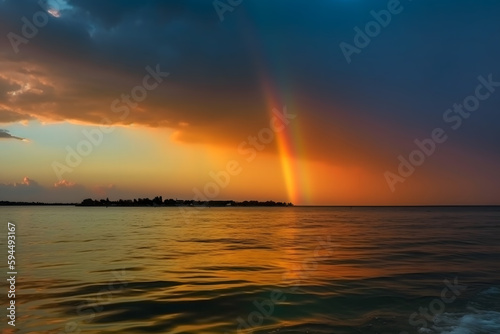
[3, 206, 500, 333]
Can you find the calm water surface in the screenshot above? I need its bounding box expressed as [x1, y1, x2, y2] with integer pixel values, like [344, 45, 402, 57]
[1, 206, 500, 334]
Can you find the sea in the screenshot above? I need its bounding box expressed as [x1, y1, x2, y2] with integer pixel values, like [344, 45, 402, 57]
[1, 206, 499, 334]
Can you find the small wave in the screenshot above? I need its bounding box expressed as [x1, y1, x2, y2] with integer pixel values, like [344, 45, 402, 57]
[479, 287, 500, 296]
[432, 310, 500, 334]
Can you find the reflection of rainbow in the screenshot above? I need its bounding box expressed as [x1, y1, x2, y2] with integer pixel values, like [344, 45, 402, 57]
[260, 74, 311, 205]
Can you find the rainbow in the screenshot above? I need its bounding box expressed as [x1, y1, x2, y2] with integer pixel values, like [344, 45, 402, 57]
[259, 74, 312, 205]
[238, 17, 312, 204]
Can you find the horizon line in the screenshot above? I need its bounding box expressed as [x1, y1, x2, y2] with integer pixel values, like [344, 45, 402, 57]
[0, 200, 499, 208]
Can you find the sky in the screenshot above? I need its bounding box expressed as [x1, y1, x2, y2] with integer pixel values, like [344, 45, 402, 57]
[0, 0, 499, 205]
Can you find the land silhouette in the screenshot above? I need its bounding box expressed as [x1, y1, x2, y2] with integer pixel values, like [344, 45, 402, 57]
[78, 197, 293, 207]
[0, 197, 293, 207]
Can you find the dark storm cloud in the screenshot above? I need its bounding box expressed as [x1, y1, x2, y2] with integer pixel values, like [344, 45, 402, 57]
[0, 0, 499, 165]
[0, 76, 21, 101]
[66, 0, 217, 28]
[0, 109, 33, 123]
[0, 128, 25, 140]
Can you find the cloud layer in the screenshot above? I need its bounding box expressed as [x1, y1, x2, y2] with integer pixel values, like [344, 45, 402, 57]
[0, 128, 25, 140]
[0, 0, 499, 203]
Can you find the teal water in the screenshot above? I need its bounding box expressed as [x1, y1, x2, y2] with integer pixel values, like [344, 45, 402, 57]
[1, 206, 499, 333]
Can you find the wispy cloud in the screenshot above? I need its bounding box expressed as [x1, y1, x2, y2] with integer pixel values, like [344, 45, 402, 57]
[0, 177, 109, 203]
[0, 128, 26, 141]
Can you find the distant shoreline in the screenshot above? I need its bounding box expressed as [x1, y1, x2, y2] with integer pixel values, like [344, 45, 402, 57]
[0, 201, 498, 208]
[0, 199, 294, 207]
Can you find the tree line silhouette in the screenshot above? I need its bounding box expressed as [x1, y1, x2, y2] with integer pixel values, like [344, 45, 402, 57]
[77, 196, 293, 207]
